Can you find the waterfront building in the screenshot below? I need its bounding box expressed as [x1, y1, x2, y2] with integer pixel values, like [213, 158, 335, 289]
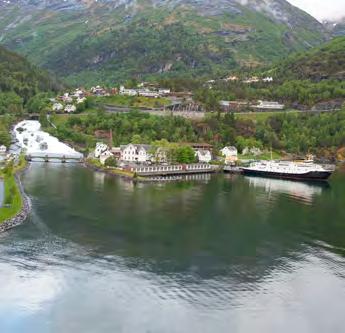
[120, 144, 152, 163]
[221, 146, 238, 164]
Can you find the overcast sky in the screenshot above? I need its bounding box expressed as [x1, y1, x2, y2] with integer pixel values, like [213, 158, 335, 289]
[288, 0, 345, 21]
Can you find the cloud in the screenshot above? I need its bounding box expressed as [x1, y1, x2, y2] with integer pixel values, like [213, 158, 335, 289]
[287, 0, 345, 21]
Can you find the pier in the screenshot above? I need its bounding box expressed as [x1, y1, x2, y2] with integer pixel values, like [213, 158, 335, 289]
[129, 164, 219, 177]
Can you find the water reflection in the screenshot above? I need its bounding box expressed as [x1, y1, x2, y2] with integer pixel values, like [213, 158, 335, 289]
[245, 176, 327, 205]
[1, 164, 345, 332]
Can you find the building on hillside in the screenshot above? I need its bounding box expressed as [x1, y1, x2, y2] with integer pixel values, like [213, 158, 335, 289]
[64, 104, 77, 113]
[0, 145, 7, 155]
[221, 146, 238, 164]
[120, 144, 152, 163]
[52, 103, 64, 112]
[195, 149, 212, 163]
[76, 97, 86, 104]
[91, 86, 108, 96]
[138, 89, 160, 98]
[119, 86, 138, 96]
[251, 100, 285, 110]
[158, 88, 171, 96]
[262, 77, 273, 83]
[243, 77, 260, 84]
[62, 93, 73, 103]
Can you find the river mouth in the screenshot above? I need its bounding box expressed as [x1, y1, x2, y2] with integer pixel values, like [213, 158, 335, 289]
[1, 163, 345, 333]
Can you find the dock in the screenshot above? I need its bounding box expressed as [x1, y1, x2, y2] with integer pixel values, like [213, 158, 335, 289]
[129, 164, 219, 177]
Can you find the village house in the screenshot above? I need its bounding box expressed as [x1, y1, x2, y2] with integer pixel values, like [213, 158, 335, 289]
[195, 149, 212, 163]
[52, 102, 64, 112]
[0, 145, 7, 155]
[243, 76, 260, 84]
[61, 93, 73, 103]
[64, 104, 77, 113]
[158, 88, 171, 96]
[94, 142, 109, 158]
[120, 144, 152, 163]
[76, 97, 86, 104]
[221, 146, 238, 164]
[119, 86, 138, 96]
[138, 89, 160, 98]
[99, 150, 113, 165]
[251, 100, 285, 110]
[262, 77, 273, 83]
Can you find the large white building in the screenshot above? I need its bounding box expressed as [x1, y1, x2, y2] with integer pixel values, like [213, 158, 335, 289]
[221, 146, 238, 164]
[120, 144, 152, 163]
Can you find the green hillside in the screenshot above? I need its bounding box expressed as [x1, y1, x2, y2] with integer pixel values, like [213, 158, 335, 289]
[0, 0, 327, 85]
[0, 45, 62, 103]
[271, 36, 345, 81]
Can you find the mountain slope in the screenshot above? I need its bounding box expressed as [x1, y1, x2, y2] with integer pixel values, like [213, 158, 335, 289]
[0, 0, 328, 84]
[270, 36, 345, 81]
[0, 45, 62, 102]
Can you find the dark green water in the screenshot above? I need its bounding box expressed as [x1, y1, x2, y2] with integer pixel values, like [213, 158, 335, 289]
[1, 164, 345, 333]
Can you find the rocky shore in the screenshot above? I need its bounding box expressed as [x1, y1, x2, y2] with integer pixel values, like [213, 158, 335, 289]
[0, 174, 31, 234]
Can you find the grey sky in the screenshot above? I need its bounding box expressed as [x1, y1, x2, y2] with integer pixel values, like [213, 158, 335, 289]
[288, 0, 345, 21]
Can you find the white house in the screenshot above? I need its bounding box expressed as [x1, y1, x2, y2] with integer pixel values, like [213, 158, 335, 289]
[221, 146, 238, 164]
[195, 149, 212, 163]
[65, 104, 77, 113]
[119, 86, 138, 96]
[94, 142, 109, 158]
[0, 145, 7, 155]
[76, 97, 86, 104]
[158, 88, 171, 95]
[138, 89, 159, 98]
[262, 77, 273, 83]
[52, 103, 63, 112]
[251, 100, 285, 110]
[121, 144, 151, 163]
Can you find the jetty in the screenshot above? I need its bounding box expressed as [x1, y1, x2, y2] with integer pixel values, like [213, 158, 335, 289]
[128, 164, 219, 177]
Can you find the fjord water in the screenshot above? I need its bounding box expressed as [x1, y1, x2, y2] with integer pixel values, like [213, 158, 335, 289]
[1, 164, 345, 333]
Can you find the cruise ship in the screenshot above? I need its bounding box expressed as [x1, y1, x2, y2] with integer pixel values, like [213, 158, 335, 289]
[241, 160, 334, 181]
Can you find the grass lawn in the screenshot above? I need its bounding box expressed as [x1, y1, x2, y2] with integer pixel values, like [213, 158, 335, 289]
[0, 173, 22, 224]
[235, 110, 299, 122]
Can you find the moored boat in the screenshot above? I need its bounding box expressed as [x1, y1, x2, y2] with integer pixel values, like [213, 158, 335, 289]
[241, 160, 334, 181]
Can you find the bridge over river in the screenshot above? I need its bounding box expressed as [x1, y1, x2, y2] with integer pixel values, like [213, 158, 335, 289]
[25, 152, 83, 163]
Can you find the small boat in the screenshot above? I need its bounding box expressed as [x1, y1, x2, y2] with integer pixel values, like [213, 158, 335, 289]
[241, 160, 334, 181]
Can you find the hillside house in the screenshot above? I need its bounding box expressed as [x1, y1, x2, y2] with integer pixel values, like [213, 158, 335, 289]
[158, 88, 171, 96]
[221, 146, 238, 164]
[195, 149, 212, 163]
[64, 104, 77, 113]
[121, 144, 152, 163]
[138, 89, 160, 98]
[94, 142, 109, 158]
[262, 77, 273, 83]
[0, 145, 7, 155]
[251, 100, 285, 110]
[119, 86, 138, 96]
[52, 103, 63, 112]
